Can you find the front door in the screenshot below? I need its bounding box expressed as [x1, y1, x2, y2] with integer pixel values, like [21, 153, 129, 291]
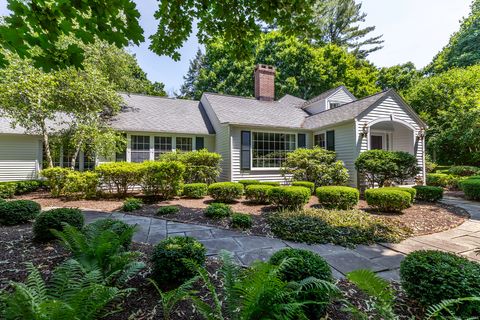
[371, 135, 383, 150]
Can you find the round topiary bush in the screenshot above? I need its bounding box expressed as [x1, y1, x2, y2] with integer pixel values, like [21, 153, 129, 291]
[269, 248, 333, 318]
[460, 178, 480, 200]
[204, 203, 232, 219]
[267, 186, 311, 210]
[365, 188, 411, 212]
[182, 183, 208, 199]
[208, 182, 243, 202]
[244, 184, 273, 204]
[413, 185, 443, 202]
[400, 250, 480, 317]
[157, 205, 180, 215]
[230, 212, 253, 229]
[151, 236, 206, 285]
[382, 187, 416, 203]
[292, 181, 315, 194]
[0, 200, 41, 225]
[316, 186, 359, 210]
[83, 218, 134, 248]
[33, 208, 84, 241]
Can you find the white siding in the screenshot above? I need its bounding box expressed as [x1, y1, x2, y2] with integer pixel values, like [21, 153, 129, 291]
[0, 135, 41, 181]
[216, 124, 231, 181]
[304, 88, 355, 114]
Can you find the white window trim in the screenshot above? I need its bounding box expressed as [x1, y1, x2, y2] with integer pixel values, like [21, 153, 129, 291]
[369, 130, 393, 151]
[250, 131, 297, 171]
[126, 133, 199, 162]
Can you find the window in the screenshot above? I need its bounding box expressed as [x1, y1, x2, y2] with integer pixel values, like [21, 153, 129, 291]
[131, 135, 150, 163]
[83, 150, 96, 171]
[252, 132, 296, 168]
[314, 133, 326, 149]
[176, 137, 192, 152]
[154, 136, 172, 159]
[329, 102, 342, 109]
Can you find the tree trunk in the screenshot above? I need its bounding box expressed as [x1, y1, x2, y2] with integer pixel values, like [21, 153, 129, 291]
[70, 137, 83, 170]
[41, 122, 54, 168]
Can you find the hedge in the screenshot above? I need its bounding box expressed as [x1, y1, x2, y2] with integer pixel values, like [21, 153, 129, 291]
[413, 186, 443, 202]
[95, 162, 143, 196]
[238, 180, 260, 188]
[292, 181, 315, 194]
[267, 186, 311, 210]
[316, 186, 359, 210]
[460, 178, 480, 200]
[245, 184, 273, 204]
[0, 200, 41, 225]
[41, 167, 72, 197]
[0, 180, 43, 198]
[182, 183, 208, 199]
[140, 160, 185, 199]
[63, 171, 99, 199]
[208, 182, 243, 202]
[365, 188, 411, 212]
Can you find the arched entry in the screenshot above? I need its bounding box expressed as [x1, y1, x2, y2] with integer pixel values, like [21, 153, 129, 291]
[367, 118, 416, 155]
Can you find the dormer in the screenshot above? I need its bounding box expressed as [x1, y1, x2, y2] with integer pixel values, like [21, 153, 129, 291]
[301, 86, 356, 115]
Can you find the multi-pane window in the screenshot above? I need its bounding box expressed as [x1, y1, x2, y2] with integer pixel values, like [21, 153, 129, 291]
[176, 137, 192, 152]
[154, 136, 172, 159]
[314, 133, 326, 149]
[252, 132, 296, 168]
[329, 102, 341, 109]
[131, 135, 150, 163]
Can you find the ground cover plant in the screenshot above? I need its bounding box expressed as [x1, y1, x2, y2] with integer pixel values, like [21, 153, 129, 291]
[157, 205, 180, 215]
[122, 197, 143, 212]
[204, 202, 232, 218]
[230, 212, 253, 229]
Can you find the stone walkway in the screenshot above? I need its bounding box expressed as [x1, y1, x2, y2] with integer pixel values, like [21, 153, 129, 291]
[79, 195, 480, 281]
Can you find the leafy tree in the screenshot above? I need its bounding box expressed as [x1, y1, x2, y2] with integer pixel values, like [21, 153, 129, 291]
[406, 65, 480, 165]
[426, 0, 480, 74]
[377, 62, 421, 94]
[178, 49, 205, 99]
[184, 32, 380, 100]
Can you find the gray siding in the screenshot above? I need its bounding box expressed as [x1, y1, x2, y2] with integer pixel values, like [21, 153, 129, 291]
[305, 88, 355, 114]
[0, 135, 41, 181]
[327, 89, 355, 105]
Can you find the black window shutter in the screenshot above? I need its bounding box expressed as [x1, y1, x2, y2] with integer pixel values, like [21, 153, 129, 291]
[241, 131, 251, 170]
[195, 137, 204, 150]
[326, 130, 335, 151]
[297, 133, 306, 148]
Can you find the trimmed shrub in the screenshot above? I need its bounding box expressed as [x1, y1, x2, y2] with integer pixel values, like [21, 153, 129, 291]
[157, 205, 180, 215]
[259, 181, 281, 187]
[245, 184, 273, 204]
[426, 173, 461, 188]
[208, 182, 243, 203]
[151, 236, 206, 285]
[316, 186, 359, 210]
[267, 186, 311, 210]
[0, 200, 41, 225]
[448, 165, 479, 176]
[292, 181, 315, 194]
[33, 208, 84, 241]
[83, 218, 134, 249]
[182, 183, 208, 198]
[400, 250, 480, 317]
[204, 203, 232, 219]
[122, 197, 142, 212]
[268, 209, 410, 246]
[63, 171, 99, 199]
[0, 183, 16, 199]
[95, 162, 143, 196]
[140, 160, 185, 199]
[231, 213, 253, 229]
[0, 180, 42, 197]
[365, 188, 411, 212]
[413, 186, 443, 202]
[461, 178, 480, 200]
[382, 187, 416, 203]
[41, 167, 72, 197]
[238, 180, 260, 188]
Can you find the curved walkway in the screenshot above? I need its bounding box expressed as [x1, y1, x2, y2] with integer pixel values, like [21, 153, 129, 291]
[77, 196, 480, 281]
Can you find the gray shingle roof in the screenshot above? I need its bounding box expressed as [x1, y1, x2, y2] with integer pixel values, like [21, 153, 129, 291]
[111, 93, 215, 135]
[202, 93, 309, 129]
[0, 114, 71, 135]
[301, 85, 356, 109]
[302, 91, 389, 129]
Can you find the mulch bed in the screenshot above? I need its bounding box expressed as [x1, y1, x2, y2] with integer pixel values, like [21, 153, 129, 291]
[0, 223, 424, 319]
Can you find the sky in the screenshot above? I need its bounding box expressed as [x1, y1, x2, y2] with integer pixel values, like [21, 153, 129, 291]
[0, 0, 473, 95]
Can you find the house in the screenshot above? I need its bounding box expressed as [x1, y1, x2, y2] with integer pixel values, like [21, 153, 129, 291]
[0, 64, 427, 187]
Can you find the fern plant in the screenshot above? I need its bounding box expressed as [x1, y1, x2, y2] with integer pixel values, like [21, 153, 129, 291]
[426, 297, 480, 320]
[0, 259, 133, 320]
[52, 221, 145, 286]
[346, 269, 398, 320]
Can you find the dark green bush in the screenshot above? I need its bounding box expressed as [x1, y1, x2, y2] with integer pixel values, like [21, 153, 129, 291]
[122, 197, 142, 212]
[413, 186, 443, 202]
[382, 187, 416, 203]
[33, 208, 84, 241]
[269, 248, 333, 317]
[448, 165, 479, 176]
[140, 160, 185, 198]
[292, 181, 315, 194]
[238, 180, 261, 188]
[208, 182, 243, 202]
[83, 218, 134, 249]
[245, 184, 273, 204]
[267, 186, 311, 210]
[204, 203, 232, 219]
[461, 178, 480, 200]
[268, 209, 410, 247]
[400, 250, 480, 317]
[151, 236, 206, 285]
[157, 205, 180, 215]
[316, 186, 359, 210]
[0, 200, 41, 225]
[365, 188, 411, 212]
[183, 183, 208, 198]
[0, 183, 16, 198]
[231, 212, 253, 229]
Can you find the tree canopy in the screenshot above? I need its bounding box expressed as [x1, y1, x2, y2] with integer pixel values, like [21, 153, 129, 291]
[180, 32, 380, 100]
[376, 62, 421, 95]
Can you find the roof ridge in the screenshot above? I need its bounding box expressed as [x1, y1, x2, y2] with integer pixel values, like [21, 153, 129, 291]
[203, 92, 259, 100]
[119, 91, 199, 103]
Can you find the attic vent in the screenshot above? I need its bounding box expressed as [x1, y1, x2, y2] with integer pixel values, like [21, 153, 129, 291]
[254, 64, 275, 101]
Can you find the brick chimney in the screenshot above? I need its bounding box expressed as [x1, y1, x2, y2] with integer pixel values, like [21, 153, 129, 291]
[254, 64, 275, 101]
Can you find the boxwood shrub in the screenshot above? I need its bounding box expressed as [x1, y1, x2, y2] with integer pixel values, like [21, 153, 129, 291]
[382, 187, 416, 203]
[122, 197, 142, 212]
[157, 205, 180, 215]
[151, 236, 206, 285]
[0, 200, 41, 225]
[208, 182, 243, 203]
[269, 248, 334, 318]
[365, 188, 411, 212]
[245, 184, 273, 204]
[204, 203, 232, 219]
[267, 186, 310, 210]
[448, 165, 479, 176]
[316, 186, 359, 210]
[33, 208, 84, 241]
[460, 178, 480, 200]
[292, 181, 315, 194]
[182, 183, 208, 198]
[413, 185, 443, 202]
[400, 250, 480, 317]
[231, 212, 253, 229]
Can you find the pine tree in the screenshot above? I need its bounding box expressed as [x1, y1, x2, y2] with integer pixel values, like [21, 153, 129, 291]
[178, 49, 204, 99]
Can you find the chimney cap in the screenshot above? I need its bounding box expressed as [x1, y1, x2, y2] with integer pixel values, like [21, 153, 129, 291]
[255, 64, 275, 72]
